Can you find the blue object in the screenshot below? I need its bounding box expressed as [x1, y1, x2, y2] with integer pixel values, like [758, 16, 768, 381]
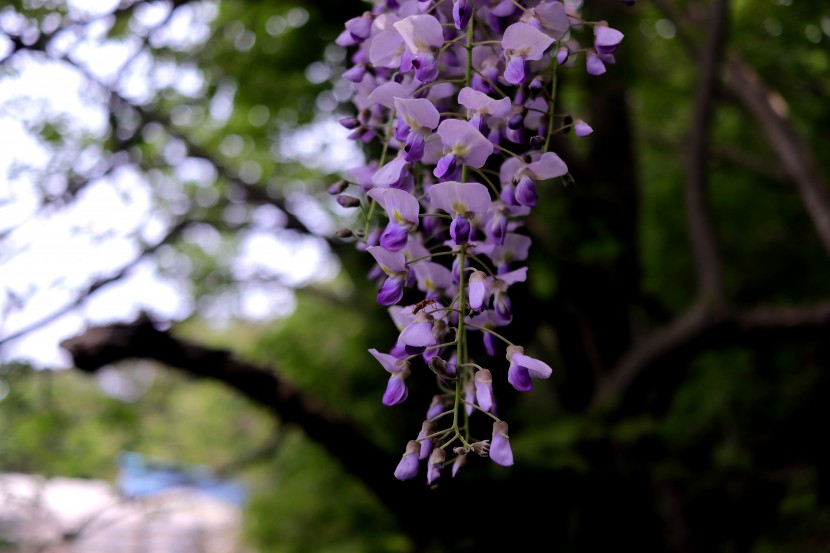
[116, 452, 248, 507]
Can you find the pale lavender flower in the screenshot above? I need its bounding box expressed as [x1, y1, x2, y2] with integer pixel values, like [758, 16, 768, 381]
[395, 97, 440, 162]
[506, 344, 553, 392]
[501, 22, 554, 85]
[490, 421, 514, 466]
[474, 368, 494, 412]
[394, 440, 420, 480]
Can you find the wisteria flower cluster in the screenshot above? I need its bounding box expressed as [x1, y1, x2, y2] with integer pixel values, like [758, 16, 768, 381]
[331, 0, 626, 484]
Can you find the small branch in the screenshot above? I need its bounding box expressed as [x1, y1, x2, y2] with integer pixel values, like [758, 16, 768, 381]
[0, 220, 189, 348]
[594, 300, 830, 405]
[685, 0, 728, 305]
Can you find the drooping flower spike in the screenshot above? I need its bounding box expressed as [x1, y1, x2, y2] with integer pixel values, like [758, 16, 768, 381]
[333, 0, 628, 483]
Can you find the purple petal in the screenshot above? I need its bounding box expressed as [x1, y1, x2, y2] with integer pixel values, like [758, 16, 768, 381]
[417, 421, 434, 460]
[504, 55, 526, 85]
[586, 52, 606, 75]
[372, 156, 410, 187]
[512, 352, 553, 379]
[508, 362, 532, 391]
[468, 271, 490, 311]
[394, 97, 440, 131]
[436, 119, 494, 169]
[453, 0, 473, 30]
[404, 133, 425, 162]
[345, 15, 372, 41]
[369, 29, 405, 68]
[515, 176, 537, 207]
[429, 181, 493, 219]
[458, 87, 512, 118]
[377, 275, 405, 306]
[474, 369, 494, 412]
[412, 51, 439, 82]
[532, 1, 569, 40]
[502, 22, 554, 61]
[490, 421, 514, 466]
[595, 26, 624, 55]
[574, 119, 593, 137]
[426, 395, 444, 420]
[369, 348, 399, 373]
[380, 221, 409, 251]
[394, 441, 420, 480]
[368, 187, 420, 227]
[382, 374, 409, 405]
[399, 316, 438, 347]
[433, 154, 459, 181]
[367, 245, 407, 273]
[368, 81, 411, 108]
[427, 448, 445, 484]
[527, 152, 568, 180]
[450, 215, 471, 245]
[393, 14, 444, 54]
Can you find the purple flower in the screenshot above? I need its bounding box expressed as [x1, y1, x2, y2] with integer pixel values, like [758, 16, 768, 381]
[399, 312, 438, 348]
[490, 421, 514, 466]
[427, 448, 445, 484]
[368, 187, 420, 251]
[367, 246, 408, 305]
[426, 395, 445, 420]
[453, 0, 473, 30]
[474, 369, 494, 412]
[506, 344, 552, 392]
[369, 29, 405, 68]
[417, 420, 435, 460]
[458, 87, 511, 133]
[524, 1, 570, 40]
[574, 119, 593, 137]
[394, 15, 445, 82]
[586, 51, 606, 75]
[429, 181, 493, 245]
[434, 119, 494, 180]
[468, 270, 490, 311]
[501, 22, 554, 85]
[594, 25, 624, 55]
[369, 348, 411, 405]
[394, 440, 420, 480]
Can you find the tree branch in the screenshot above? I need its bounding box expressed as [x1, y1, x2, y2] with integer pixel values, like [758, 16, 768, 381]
[685, 0, 728, 305]
[594, 300, 830, 404]
[59, 316, 430, 538]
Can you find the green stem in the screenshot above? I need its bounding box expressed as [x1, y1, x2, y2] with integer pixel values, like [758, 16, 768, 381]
[543, 63, 559, 153]
[465, 322, 514, 346]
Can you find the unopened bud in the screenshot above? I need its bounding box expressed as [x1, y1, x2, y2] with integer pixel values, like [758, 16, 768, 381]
[328, 179, 348, 195]
[529, 135, 545, 150]
[528, 78, 543, 97]
[336, 195, 361, 208]
[562, 173, 576, 190]
[339, 117, 360, 130]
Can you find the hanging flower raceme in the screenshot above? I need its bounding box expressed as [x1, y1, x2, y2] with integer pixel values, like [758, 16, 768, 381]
[332, 0, 628, 484]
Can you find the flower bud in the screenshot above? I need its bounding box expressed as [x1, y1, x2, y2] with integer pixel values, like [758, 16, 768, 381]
[336, 195, 361, 208]
[427, 448, 446, 485]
